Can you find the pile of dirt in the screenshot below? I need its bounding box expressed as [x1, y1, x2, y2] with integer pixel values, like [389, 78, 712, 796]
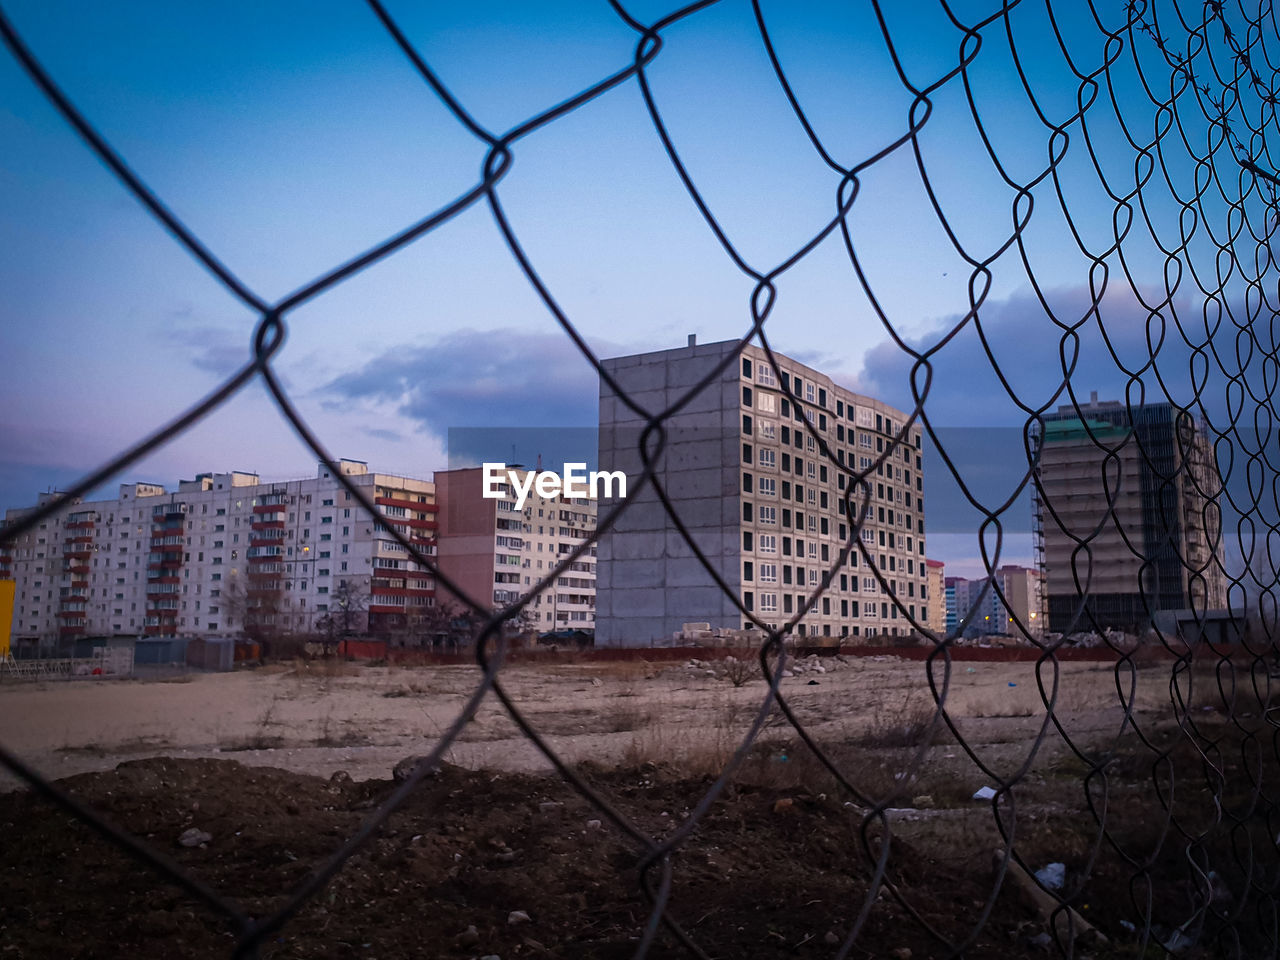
[0, 756, 1135, 958]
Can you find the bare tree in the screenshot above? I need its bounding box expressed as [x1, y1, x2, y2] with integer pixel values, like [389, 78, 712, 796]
[222, 576, 294, 658]
[331, 580, 369, 636]
[418, 602, 484, 652]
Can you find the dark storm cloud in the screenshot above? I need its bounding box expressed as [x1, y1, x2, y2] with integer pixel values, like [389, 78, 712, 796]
[854, 284, 1207, 426]
[322, 328, 621, 437]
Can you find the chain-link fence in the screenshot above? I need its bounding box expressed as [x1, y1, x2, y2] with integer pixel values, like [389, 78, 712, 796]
[3, 0, 1280, 956]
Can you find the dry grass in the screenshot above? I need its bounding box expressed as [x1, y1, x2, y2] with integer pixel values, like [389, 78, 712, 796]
[382, 680, 433, 698]
[583, 659, 660, 681]
[856, 689, 938, 747]
[620, 691, 740, 776]
[290, 659, 362, 678]
[966, 696, 1039, 719]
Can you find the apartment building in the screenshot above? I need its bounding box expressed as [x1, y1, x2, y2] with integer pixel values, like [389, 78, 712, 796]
[997, 564, 1045, 639]
[1034, 395, 1228, 633]
[945, 575, 997, 637]
[435, 466, 596, 630]
[595, 337, 926, 646]
[0, 459, 437, 651]
[924, 559, 946, 634]
[943, 565, 1044, 640]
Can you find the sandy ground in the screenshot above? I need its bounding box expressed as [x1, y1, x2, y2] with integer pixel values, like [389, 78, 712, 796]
[0, 653, 1186, 795]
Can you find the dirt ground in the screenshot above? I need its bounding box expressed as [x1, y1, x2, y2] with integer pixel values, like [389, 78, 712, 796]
[0, 655, 1171, 790]
[0, 654, 1267, 958]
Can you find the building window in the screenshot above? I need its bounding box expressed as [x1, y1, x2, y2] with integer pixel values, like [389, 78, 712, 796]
[757, 505, 777, 525]
[759, 448, 776, 469]
[759, 563, 777, 583]
[759, 593, 778, 613]
[758, 364, 777, 387]
[757, 393, 776, 414]
[758, 534, 777, 554]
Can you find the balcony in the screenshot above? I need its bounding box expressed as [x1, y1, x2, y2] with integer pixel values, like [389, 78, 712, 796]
[375, 496, 437, 513]
[253, 502, 287, 514]
[370, 584, 435, 599]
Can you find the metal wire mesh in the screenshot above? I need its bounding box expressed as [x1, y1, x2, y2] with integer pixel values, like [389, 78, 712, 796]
[2, 0, 1280, 956]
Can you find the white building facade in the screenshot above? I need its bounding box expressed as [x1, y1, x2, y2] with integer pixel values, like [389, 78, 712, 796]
[0, 459, 437, 651]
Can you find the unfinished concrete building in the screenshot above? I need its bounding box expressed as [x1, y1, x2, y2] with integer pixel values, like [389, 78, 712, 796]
[594, 337, 926, 647]
[1033, 395, 1227, 633]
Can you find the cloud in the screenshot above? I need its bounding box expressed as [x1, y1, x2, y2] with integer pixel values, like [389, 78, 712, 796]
[0, 460, 86, 520]
[846, 284, 1247, 555]
[853, 284, 1204, 426]
[322, 328, 622, 436]
[166, 322, 254, 377]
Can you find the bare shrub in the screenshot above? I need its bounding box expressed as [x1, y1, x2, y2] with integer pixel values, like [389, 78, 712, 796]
[857, 689, 938, 748]
[722, 656, 756, 687]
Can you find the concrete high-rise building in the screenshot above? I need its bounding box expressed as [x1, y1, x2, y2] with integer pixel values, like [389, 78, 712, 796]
[924, 559, 946, 634]
[595, 338, 926, 646]
[1033, 395, 1228, 634]
[944, 577, 961, 635]
[996, 564, 1045, 639]
[945, 575, 994, 636]
[943, 566, 1045, 640]
[0, 460, 438, 653]
[434, 466, 596, 630]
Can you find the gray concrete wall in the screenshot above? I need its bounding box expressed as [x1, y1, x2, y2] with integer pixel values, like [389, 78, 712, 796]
[595, 342, 744, 646]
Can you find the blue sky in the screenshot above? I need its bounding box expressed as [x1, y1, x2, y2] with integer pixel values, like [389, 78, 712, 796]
[2, 0, 1275, 578]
